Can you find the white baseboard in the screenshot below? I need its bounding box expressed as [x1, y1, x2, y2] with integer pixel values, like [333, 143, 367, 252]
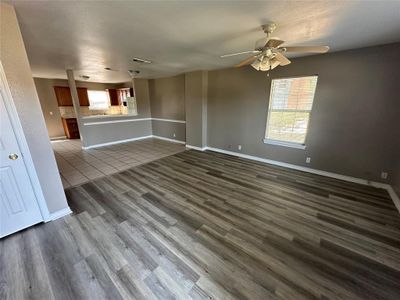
[205, 146, 387, 188]
[152, 135, 186, 144]
[47, 207, 72, 221]
[82, 135, 153, 149]
[50, 135, 67, 141]
[83, 135, 185, 149]
[200, 146, 400, 214]
[186, 144, 207, 151]
[80, 138, 400, 214]
[386, 186, 400, 214]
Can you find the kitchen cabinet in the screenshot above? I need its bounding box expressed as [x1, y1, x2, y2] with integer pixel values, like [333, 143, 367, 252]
[54, 86, 73, 106]
[61, 118, 80, 139]
[54, 86, 89, 106]
[108, 89, 119, 106]
[77, 88, 89, 106]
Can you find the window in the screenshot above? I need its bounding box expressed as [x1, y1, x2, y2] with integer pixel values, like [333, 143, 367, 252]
[264, 76, 318, 149]
[87, 90, 110, 110]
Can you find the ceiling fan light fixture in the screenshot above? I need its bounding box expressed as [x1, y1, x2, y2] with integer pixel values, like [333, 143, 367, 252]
[269, 58, 281, 70]
[251, 59, 262, 70]
[220, 23, 329, 72]
[250, 55, 282, 72]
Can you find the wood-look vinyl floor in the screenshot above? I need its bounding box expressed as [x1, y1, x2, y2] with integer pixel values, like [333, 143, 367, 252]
[1, 150, 400, 300]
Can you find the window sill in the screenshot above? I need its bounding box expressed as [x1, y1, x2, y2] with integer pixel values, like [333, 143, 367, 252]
[263, 139, 306, 150]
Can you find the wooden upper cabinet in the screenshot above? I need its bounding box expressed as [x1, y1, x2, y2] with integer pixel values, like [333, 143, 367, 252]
[54, 86, 89, 106]
[108, 89, 119, 106]
[54, 86, 73, 106]
[77, 88, 89, 106]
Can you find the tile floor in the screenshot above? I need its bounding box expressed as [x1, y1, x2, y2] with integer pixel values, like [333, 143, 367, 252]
[52, 138, 185, 188]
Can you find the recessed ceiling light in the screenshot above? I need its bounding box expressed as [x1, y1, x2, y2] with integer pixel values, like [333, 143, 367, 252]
[132, 57, 152, 64]
[80, 75, 90, 80]
[128, 70, 141, 77]
[104, 67, 119, 71]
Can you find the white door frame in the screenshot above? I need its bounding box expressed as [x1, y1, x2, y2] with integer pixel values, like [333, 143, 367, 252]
[0, 62, 50, 221]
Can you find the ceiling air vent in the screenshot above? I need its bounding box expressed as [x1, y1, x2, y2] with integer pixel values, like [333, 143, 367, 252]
[132, 57, 152, 64]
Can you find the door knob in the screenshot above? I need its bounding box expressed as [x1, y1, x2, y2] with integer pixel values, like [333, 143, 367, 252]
[9, 153, 18, 160]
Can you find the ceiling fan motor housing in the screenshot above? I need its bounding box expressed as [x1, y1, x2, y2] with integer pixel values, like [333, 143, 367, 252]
[262, 23, 276, 35]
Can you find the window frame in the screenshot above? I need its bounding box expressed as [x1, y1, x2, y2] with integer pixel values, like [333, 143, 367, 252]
[263, 75, 318, 150]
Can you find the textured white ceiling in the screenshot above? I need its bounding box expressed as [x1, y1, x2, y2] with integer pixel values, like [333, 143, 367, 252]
[10, 0, 400, 82]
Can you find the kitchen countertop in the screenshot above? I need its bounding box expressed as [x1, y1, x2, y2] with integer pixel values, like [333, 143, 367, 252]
[82, 114, 138, 119]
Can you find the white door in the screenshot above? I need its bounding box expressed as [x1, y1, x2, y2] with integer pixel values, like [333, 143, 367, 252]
[0, 91, 43, 238]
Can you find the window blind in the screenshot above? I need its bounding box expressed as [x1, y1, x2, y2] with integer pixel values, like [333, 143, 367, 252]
[265, 76, 318, 145]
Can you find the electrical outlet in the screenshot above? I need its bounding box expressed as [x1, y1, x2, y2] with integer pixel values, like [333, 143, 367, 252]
[238, 145, 242, 151]
[381, 172, 388, 179]
[173, 133, 176, 138]
[306, 157, 311, 164]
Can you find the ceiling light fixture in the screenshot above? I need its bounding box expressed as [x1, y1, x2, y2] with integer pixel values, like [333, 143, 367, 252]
[104, 67, 119, 71]
[128, 70, 141, 77]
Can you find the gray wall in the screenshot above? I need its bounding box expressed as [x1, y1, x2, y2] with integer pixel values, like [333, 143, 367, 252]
[151, 120, 185, 142]
[149, 74, 186, 140]
[34, 78, 65, 138]
[394, 161, 400, 198]
[185, 71, 208, 148]
[0, 3, 69, 213]
[393, 135, 400, 196]
[207, 43, 400, 183]
[82, 78, 152, 147]
[83, 119, 152, 146]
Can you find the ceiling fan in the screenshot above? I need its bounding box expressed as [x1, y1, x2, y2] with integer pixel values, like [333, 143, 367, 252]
[220, 23, 329, 73]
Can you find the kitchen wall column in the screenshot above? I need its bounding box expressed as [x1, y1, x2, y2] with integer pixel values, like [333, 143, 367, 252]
[66, 69, 87, 146]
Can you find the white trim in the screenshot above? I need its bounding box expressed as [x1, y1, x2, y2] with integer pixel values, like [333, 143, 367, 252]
[151, 118, 186, 124]
[264, 76, 318, 151]
[82, 135, 153, 149]
[82, 114, 139, 120]
[185, 144, 207, 151]
[83, 117, 186, 126]
[205, 147, 389, 187]
[48, 207, 72, 221]
[263, 139, 306, 150]
[82, 135, 185, 149]
[79, 129, 400, 215]
[205, 147, 400, 214]
[192, 146, 400, 214]
[83, 117, 151, 126]
[152, 135, 186, 144]
[0, 62, 51, 221]
[386, 186, 400, 214]
[50, 135, 67, 141]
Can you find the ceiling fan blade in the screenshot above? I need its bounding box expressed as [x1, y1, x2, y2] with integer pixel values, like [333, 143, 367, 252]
[235, 55, 260, 67]
[282, 46, 329, 53]
[274, 52, 291, 66]
[265, 39, 285, 48]
[220, 50, 260, 58]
